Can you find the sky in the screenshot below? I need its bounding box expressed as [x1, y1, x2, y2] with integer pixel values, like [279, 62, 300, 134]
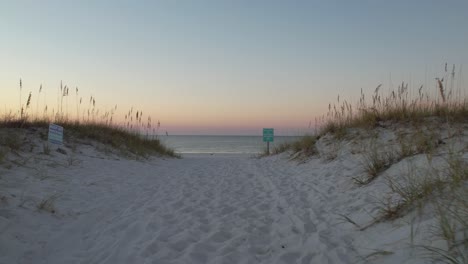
[1, 0, 468, 135]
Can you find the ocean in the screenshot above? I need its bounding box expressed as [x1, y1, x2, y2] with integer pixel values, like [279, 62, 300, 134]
[159, 135, 301, 154]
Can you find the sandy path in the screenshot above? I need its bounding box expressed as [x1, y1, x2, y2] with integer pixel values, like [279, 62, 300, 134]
[1, 153, 357, 264]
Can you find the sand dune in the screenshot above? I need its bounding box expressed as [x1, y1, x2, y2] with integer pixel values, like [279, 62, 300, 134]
[1, 124, 467, 263]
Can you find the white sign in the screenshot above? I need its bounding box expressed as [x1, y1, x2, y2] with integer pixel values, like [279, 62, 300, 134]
[48, 124, 63, 145]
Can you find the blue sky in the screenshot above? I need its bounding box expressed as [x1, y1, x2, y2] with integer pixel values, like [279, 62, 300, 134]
[1, 0, 467, 135]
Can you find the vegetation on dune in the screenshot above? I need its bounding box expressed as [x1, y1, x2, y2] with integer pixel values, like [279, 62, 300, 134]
[64, 122, 177, 157]
[272, 135, 318, 158]
[0, 119, 178, 159]
[0, 79, 177, 158]
[317, 64, 466, 137]
[273, 64, 467, 157]
[269, 64, 468, 262]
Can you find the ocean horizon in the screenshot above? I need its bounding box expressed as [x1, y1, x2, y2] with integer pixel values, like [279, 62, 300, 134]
[159, 135, 301, 154]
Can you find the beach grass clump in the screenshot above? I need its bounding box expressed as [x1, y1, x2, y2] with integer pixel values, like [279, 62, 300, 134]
[419, 174, 467, 263]
[357, 129, 444, 186]
[272, 135, 318, 157]
[377, 172, 443, 222]
[291, 135, 318, 156]
[385, 170, 443, 219]
[413, 129, 441, 155]
[429, 185, 468, 263]
[444, 152, 468, 186]
[416, 152, 468, 263]
[321, 121, 347, 140]
[397, 134, 418, 158]
[379, 151, 467, 221]
[364, 152, 468, 261]
[355, 146, 397, 185]
[272, 142, 292, 155]
[37, 194, 58, 214]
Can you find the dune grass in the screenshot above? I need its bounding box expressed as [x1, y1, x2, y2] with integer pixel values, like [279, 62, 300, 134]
[0, 119, 177, 158]
[272, 135, 318, 157]
[0, 79, 177, 158]
[353, 143, 397, 185]
[274, 64, 467, 157]
[381, 165, 445, 220]
[430, 185, 468, 263]
[363, 150, 468, 262]
[64, 122, 177, 157]
[318, 72, 467, 137]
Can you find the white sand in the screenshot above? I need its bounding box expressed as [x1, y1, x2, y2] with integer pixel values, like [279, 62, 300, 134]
[0, 125, 467, 263]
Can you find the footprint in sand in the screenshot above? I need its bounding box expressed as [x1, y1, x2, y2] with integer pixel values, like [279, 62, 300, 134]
[161, 213, 177, 225]
[257, 203, 271, 212]
[169, 239, 191, 252]
[318, 230, 339, 250]
[247, 233, 273, 256]
[145, 205, 159, 213]
[188, 242, 216, 263]
[189, 251, 208, 264]
[171, 200, 184, 210]
[220, 205, 235, 215]
[239, 208, 257, 220]
[300, 253, 316, 264]
[302, 213, 317, 233]
[279, 252, 302, 263]
[209, 230, 233, 243]
[158, 228, 180, 242]
[181, 205, 193, 214]
[200, 199, 211, 206]
[141, 240, 159, 258]
[193, 209, 207, 218]
[199, 223, 211, 233]
[146, 221, 159, 232]
[220, 251, 241, 264]
[256, 224, 271, 234]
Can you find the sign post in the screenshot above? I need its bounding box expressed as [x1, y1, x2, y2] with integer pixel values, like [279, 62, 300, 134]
[263, 128, 274, 154]
[48, 124, 64, 146]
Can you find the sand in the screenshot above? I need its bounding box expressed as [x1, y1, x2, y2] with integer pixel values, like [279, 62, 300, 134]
[0, 125, 467, 263]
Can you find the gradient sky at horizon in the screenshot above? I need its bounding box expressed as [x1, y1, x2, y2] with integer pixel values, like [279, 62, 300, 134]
[1, 0, 468, 135]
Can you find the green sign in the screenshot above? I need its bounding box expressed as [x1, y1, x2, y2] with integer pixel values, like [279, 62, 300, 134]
[263, 128, 274, 142]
